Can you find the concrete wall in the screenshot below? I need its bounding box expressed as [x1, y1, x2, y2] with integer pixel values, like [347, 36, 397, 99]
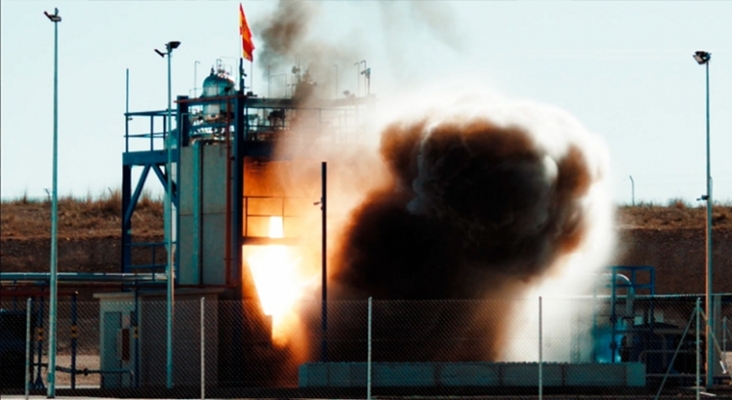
[179, 143, 228, 286]
[299, 362, 645, 388]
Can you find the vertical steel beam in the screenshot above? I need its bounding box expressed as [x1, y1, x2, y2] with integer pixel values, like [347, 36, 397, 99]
[697, 297, 701, 399]
[25, 298, 32, 400]
[70, 292, 77, 389]
[321, 161, 328, 362]
[200, 297, 205, 400]
[125, 69, 130, 152]
[538, 296, 543, 400]
[193, 141, 202, 284]
[233, 97, 245, 287]
[122, 165, 132, 272]
[367, 297, 372, 400]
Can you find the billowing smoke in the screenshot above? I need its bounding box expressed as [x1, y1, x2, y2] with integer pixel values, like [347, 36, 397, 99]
[249, 2, 615, 364]
[313, 92, 615, 362]
[332, 118, 592, 300]
[254, 1, 360, 99]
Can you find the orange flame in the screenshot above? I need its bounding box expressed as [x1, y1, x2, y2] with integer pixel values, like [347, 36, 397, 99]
[244, 216, 312, 344]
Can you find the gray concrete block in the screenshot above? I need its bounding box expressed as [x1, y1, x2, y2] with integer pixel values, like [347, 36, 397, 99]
[439, 363, 500, 386]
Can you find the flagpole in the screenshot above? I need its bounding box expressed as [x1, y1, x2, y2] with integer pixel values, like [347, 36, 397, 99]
[239, 58, 244, 95]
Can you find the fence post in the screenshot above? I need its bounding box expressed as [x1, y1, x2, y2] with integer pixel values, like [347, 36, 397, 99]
[539, 296, 543, 400]
[724, 316, 728, 360]
[696, 297, 701, 400]
[71, 292, 77, 389]
[200, 297, 205, 400]
[367, 296, 372, 400]
[25, 298, 32, 400]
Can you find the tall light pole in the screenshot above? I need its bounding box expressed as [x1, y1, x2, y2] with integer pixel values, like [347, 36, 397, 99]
[155, 40, 180, 389]
[693, 49, 713, 388]
[43, 7, 61, 398]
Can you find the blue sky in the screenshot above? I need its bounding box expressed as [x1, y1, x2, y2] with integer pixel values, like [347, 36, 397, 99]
[1, 1, 731, 204]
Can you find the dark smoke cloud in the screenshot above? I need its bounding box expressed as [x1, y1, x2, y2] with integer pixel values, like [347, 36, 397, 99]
[253, 1, 360, 98]
[332, 118, 591, 300]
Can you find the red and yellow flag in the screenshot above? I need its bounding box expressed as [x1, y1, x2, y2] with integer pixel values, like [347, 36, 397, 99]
[239, 3, 255, 61]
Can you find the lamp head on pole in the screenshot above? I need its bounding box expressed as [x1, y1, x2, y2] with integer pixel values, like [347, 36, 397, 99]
[167, 41, 181, 51]
[44, 8, 61, 22]
[693, 51, 711, 65]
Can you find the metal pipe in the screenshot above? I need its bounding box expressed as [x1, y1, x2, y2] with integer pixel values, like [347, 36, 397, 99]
[367, 296, 372, 400]
[0, 290, 77, 297]
[1, 272, 167, 282]
[194, 61, 200, 98]
[321, 161, 328, 362]
[133, 287, 139, 387]
[44, 7, 61, 397]
[610, 269, 618, 362]
[629, 175, 635, 206]
[160, 41, 180, 389]
[70, 292, 77, 389]
[200, 297, 205, 400]
[24, 298, 31, 400]
[125, 69, 129, 152]
[704, 58, 714, 389]
[225, 98, 232, 291]
[696, 297, 701, 400]
[538, 296, 543, 400]
[193, 141, 202, 284]
[34, 296, 44, 389]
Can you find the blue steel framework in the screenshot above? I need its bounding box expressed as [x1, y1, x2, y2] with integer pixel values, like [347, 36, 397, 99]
[122, 109, 178, 277]
[121, 88, 372, 386]
[608, 265, 656, 363]
[122, 92, 373, 292]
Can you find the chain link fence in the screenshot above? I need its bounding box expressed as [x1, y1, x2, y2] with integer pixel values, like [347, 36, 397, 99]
[1, 294, 731, 398]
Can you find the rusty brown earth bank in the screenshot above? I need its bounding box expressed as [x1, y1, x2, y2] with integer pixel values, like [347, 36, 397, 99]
[1, 197, 731, 295]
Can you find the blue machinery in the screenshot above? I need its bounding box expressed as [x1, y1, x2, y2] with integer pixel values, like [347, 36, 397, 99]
[607, 265, 656, 363]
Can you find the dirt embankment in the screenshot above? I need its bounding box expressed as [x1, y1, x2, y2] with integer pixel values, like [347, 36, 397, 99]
[1, 197, 731, 295]
[613, 228, 732, 294]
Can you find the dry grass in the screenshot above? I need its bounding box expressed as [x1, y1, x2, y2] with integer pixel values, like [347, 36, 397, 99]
[0, 189, 163, 239]
[617, 202, 732, 230]
[2, 192, 731, 239]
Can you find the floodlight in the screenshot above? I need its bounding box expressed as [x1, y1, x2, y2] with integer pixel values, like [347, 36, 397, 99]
[693, 51, 711, 65]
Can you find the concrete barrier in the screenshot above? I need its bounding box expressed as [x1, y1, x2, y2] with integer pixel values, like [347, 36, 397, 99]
[299, 362, 646, 388]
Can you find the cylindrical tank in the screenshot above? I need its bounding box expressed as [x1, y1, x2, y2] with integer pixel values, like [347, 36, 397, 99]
[201, 65, 236, 122]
